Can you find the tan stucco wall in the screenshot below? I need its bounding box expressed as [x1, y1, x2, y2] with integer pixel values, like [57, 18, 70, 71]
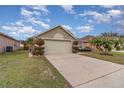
[37, 26, 76, 41]
[0, 35, 20, 53]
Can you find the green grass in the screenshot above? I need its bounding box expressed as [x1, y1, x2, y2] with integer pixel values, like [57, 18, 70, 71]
[81, 52, 124, 65]
[0, 51, 71, 88]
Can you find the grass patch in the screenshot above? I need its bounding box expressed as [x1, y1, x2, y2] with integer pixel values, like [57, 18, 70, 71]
[80, 52, 124, 65]
[0, 51, 70, 88]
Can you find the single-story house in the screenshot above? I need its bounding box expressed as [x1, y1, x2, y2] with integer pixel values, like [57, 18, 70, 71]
[79, 35, 95, 49]
[0, 32, 20, 53]
[36, 25, 77, 54]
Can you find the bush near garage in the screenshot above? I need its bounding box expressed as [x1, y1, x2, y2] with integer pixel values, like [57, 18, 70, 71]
[72, 41, 79, 53]
[32, 38, 45, 55]
[79, 47, 92, 52]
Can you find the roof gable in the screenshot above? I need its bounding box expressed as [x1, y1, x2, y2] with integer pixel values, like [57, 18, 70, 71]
[36, 25, 77, 40]
[80, 35, 94, 40]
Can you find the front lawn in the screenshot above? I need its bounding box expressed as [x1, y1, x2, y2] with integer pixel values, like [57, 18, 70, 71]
[81, 52, 124, 65]
[0, 51, 70, 88]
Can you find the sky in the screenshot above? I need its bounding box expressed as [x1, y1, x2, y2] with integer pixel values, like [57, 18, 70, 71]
[0, 5, 124, 40]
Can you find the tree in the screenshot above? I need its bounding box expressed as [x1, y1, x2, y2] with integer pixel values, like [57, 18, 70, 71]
[23, 37, 34, 50]
[90, 38, 103, 52]
[90, 37, 122, 55]
[25, 37, 33, 44]
[113, 39, 122, 50]
[101, 31, 119, 37]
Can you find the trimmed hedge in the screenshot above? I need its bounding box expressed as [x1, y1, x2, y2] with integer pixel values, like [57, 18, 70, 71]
[79, 47, 91, 52]
[72, 41, 79, 53]
[32, 38, 45, 55]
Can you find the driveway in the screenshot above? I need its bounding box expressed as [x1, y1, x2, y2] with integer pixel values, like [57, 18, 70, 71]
[45, 54, 124, 88]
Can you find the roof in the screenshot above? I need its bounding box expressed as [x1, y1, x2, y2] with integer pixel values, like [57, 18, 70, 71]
[36, 25, 77, 40]
[79, 35, 95, 42]
[0, 32, 20, 42]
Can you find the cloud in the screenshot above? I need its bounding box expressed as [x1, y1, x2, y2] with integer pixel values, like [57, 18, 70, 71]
[79, 9, 123, 24]
[11, 32, 17, 35]
[21, 7, 41, 18]
[76, 25, 93, 33]
[28, 18, 50, 29]
[29, 5, 49, 15]
[46, 18, 51, 22]
[107, 9, 123, 18]
[100, 5, 116, 9]
[40, 22, 50, 29]
[79, 11, 110, 24]
[116, 20, 124, 29]
[62, 25, 72, 30]
[60, 5, 75, 14]
[2, 6, 51, 39]
[21, 8, 33, 18]
[2, 26, 18, 31]
[33, 11, 41, 16]
[62, 24, 77, 35]
[2, 22, 38, 39]
[15, 21, 24, 26]
[19, 26, 36, 33]
[21, 6, 50, 30]
[2, 26, 12, 30]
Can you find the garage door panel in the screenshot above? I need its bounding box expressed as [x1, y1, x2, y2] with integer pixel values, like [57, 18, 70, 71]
[44, 40, 72, 54]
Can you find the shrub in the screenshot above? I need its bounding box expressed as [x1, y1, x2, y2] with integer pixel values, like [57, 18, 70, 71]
[72, 47, 79, 53]
[116, 46, 121, 50]
[79, 47, 91, 52]
[100, 53, 113, 56]
[72, 41, 79, 53]
[32, 38, 45, 55]
[32, 46, 44, 55]
[33, 38, 45, 46]
[23, 43, 29, 50]
[73, 41, 78, 45]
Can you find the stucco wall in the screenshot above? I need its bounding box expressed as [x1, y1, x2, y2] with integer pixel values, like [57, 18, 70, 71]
[38, 26, 75, 41]
[0, 35, 20, 53]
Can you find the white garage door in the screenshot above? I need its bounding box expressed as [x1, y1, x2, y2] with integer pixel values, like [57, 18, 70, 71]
[44, 39, 72, 54]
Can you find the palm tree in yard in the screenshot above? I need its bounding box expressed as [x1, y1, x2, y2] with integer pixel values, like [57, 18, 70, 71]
[113, 39, 122, 50]
[91, 38, 113, 54]
[101, 31, 119, 37]
[90, 37, 122, 55]
[90, 38, 103, 52]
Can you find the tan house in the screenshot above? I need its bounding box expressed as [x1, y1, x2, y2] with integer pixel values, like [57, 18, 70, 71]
[36, 25, 77, 54]
[0, 32, 20, 53]
[79, 35, 95, 49]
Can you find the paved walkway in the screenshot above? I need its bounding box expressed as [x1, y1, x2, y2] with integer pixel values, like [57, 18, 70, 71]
[45, 54, 124, 88]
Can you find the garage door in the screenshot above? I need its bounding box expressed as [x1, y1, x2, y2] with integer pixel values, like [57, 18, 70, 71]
[44, 39, 72, 54]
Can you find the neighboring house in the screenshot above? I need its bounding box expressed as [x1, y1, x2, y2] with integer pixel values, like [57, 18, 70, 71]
[0, 32, 20, 53]
[20, 40, 25, 48]
[36, 25, 77, 54]
[79, 35, 95, 49]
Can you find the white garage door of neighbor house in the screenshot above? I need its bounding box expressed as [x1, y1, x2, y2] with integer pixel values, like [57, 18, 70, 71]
[44, 40, 72, 54]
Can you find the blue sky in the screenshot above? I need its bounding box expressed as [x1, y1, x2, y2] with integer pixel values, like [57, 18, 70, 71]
[0, 5, 124, 40]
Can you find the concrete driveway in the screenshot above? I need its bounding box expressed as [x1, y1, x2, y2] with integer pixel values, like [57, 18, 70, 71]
[45, 54, 124, 88]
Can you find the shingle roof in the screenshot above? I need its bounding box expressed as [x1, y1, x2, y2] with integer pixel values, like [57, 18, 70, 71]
[79, 35, 95, 42]
[0, 32, 20, 42]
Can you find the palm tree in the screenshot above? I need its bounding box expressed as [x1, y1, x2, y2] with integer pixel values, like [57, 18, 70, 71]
[90, 38, 104, 53]
[113, 39, 122, 50]
[101, 32, 119, 37]
[102, 40, 113, 53]
[90, 37, 121, 55]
